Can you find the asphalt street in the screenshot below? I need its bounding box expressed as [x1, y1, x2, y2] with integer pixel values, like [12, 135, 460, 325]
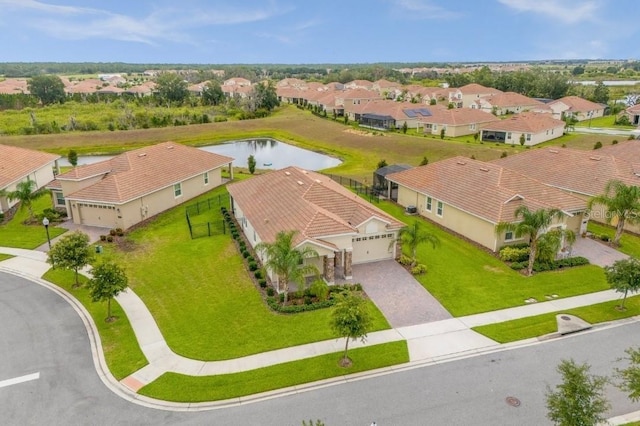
[1, 270, 638, 425]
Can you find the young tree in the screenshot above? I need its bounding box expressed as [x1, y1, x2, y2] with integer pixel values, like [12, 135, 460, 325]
[519, 134, 526, 146]
[377, 159, 388, 170]
[255, 230, 319, 303]
[88, 261, 129, 322]
[592, 81, 610, 104]
[402, 121, 408, 134]
[496, 206, 564, 276]
[394, 221, 440, 266]
[615, 346, 640, 402]
[588, 180, 640, 245]
[47, 231, 93, 288]
[331, 291, 372, 367]
[419, 156, 429, 166]
[247, 154, 257, 174]
[4, 179, 47, 221]
[546, 359, 610, 426]
[155, 73, 188, 107]
[202, 81, 225, 106]
[604, 258, 640, 310]
[27, 75, 65, 106]
[67, 149, 78, 167]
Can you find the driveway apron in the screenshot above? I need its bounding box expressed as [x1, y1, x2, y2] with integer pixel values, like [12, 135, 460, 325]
[571, 237, 628, 268]
[338, 259, 452, 328]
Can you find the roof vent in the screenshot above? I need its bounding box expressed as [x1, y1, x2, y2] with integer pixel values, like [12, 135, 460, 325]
[284, 171, 291, 176]
[590, 156, 601, 161]
[167, 145, 174, 150]
[315, 179, 322, 183]
[479, 167, 490, 172]
[456, 160, 467, 165]
[549, 149, 558, 154]
[138, 153, 147, 157]
[303, 170, 308, 174]
[297, 180, 304, 186]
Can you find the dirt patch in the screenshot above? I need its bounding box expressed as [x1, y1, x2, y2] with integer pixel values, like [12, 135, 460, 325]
[343, 128, 378, 137]
[483, 265, 504, 273]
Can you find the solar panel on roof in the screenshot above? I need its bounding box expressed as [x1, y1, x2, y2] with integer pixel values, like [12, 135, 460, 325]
[404, 110, 417, 118]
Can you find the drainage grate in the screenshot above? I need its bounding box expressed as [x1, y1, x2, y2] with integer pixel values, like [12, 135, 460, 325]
[561, 315, 571, 321]
[505, 396, 521, 407]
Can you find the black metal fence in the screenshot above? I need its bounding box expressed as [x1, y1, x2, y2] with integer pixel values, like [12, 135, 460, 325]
[321, 173, 382, 203]
[185, 194, 230, 239]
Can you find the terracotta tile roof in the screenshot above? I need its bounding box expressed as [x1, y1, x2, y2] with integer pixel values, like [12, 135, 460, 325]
[419, 108, 500, 126]
[549, 96, 604, 112]
[0, 144, 60, 188]
[387, 156, 586, 224]
[345, 79, 374, 89]
[346, 100, 437, 120]
[223, 77, 252, 86]
[481, 112, 565, 133]
[0, 78, 29, 94]
[125, 81, 156, 94]
[65, 79, 103, 94]
[227, 167, 404, 246]
[492, 145, 640, 196]
[478, 91, 543, 108]
[57, 142, 233, 204]
[455, 83, 503, 95]
[626, 104, 640, 113]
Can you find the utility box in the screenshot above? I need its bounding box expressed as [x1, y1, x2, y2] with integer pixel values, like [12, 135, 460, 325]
[95, 245, 103, 254]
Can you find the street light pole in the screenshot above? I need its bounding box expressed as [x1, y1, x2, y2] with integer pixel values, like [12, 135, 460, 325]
[42, 217, 51, 250]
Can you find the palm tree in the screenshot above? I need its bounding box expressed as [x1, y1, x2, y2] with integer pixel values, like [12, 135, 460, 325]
[588, 180, 640, 246]
[4, 179, 46, 221]
[395, 221, 440, 266]
[255, 230, 319, 303]
[496, 206, 564, 276]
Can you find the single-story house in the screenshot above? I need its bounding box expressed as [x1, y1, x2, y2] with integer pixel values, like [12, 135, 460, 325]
[0, 144, 60, 214]
[373, 164, 413, 200]
[480, 112, 565, 146]
[346, 100, 439, 130]
[473, 92, 544, 116]
[420, 108, 500, 137]
[386, 156, 588, 252]
[448, 83, 503, 108]
[547, 96, 606, 121]
[226, 166, 405, 288]
[48, 142, 233, 230]
[623, 103, 640, 126]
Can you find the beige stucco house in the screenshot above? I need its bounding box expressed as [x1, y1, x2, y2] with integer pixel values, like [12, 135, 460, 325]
[547, 96, 606, 121]
[623, 103, 640, 126]
[448, 83, 503, 108]
[48, 142, 233, 230]
[227, 167, 404, 288]
[0, 144, 60, 214]
[420, 108, 500, 137]
[480, 112, 566, 146]
[473, 92, 544, 116]
[386, 156, 587, 252]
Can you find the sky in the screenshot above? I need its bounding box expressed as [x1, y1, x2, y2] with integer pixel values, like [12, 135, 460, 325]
[0, 0, 638, 64]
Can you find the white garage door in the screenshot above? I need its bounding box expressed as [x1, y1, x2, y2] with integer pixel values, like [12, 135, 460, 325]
[351, 233, 395, 264]
[78, 203, 116, 228]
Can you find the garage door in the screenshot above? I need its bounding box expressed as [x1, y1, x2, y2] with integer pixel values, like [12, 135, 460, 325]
[78, 204, 116, 228]
[351, 233, 395, 264]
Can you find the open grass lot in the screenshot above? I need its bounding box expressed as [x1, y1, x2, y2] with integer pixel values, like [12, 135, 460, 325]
[0, 197, 67, 249]
[41, 267, 148, 379]
[139, 340, 408, 402]
[472, 295, 640, 343]
[575, 114, 636, 129]
[588, 221, 640, 259]
[375, 201, 610, 316]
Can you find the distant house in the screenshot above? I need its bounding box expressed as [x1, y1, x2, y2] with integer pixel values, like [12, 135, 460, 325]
[480, 112, 565, 145]
[473, 92, 544, 115]
[346, 100, 437, 130]
[0, 144, 60, 214]
[448, 83, 503, 108]
[624, 103, 640, 126]
[386, 156, 587, 252]
[344, 80, 374, 90]
[0, 78, 29, 95]
[373, 164, 413, 201]
[227, 167, 405, 287]
[49, 142, 233, 230]
[420, 108, 500, 137]
[547, 96, 606, 121]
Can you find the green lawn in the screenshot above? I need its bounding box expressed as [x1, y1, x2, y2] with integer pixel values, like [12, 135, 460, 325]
[106, 184, 390, 361]
[588, 222, 640, 259]
[574, 115, 636, 129]
[42, 267, 148, 379]
[473, 295, 640, 343]
[139, 340, 408, 402]
[374, 201, 610, 316]
[0, 197, 67, 248]
[0, 254, 13, 261]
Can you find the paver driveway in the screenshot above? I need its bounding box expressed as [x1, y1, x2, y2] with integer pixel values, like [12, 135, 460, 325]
[338, 259, 452, 328]
[571, 237, 628, 267]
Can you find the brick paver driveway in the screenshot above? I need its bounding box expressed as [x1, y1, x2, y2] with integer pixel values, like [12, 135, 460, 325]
[338, 259, 452, 328]
[571, 237, 628, 268]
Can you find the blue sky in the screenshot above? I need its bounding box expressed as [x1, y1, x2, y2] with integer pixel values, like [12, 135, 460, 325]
[0, 0, 638, 64]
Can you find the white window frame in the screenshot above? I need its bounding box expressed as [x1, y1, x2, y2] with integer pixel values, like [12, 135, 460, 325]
[426, 196, 432, 212]
[54, 191, 65, 207]
[204, 172, 209, 185]
[174, 183, 182, 198]
[505, 231, 514, 241]
[526, 133, 531, 141]
[436, 201, 444, 217]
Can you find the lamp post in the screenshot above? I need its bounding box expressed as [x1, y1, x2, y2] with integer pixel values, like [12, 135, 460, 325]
[42, 217, 51, 250]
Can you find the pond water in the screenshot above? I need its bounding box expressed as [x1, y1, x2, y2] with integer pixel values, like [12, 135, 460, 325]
[58, 139, 342, 170]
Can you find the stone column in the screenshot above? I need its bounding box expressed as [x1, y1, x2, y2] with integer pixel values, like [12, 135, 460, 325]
[344, 250, 353, 279]
[323, 255, 335, 284]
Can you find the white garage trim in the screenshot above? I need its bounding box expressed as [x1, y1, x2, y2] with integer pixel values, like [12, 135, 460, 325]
[351, 232, 396, 264]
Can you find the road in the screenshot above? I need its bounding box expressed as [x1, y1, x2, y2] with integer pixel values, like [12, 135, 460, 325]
[1, 270, 638, 425]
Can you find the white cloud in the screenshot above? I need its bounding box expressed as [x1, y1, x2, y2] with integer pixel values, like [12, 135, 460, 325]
[388, 0, 460, 19]
[498, 0, 600, 24]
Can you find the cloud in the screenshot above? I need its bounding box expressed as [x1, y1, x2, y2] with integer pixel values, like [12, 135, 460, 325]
[498, 0, 599, 24]
[388, 0, 461, 19]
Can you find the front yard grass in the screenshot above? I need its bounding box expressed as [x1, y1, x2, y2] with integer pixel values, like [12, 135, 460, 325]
[0, 197, 66, 249]
[107, 184, 390, 361]
[375, 201, 610, 317]
[587, 221, 640, 259]
[42, 267, 148, 379]
[472, 295, 640, 343]
[0, 254, 13, 261]
[139, 340, 408, 402]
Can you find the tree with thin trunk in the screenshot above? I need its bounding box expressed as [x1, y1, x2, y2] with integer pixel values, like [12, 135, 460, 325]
[247, 154, 256, 174]
[331, 291, 371, 367]
[588, 180, 640, 246]
[604, 257, 640, 310]
[88, 261, 128, 322]
[615, 346, 640, 402]
[67, 149, 78, 167]
[394, 221, 440, 266]
[255, 230, 318, 303]
[47, 231, 93, 288]
[496, 206, 564, 276]
[546, 359, 610, 426]
[4, 179, 47, 221]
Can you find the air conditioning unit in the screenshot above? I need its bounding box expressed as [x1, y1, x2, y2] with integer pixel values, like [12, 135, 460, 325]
[405, 205, 417, 215]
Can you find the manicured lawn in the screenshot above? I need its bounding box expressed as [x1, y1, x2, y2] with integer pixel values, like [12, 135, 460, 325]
[42, 267, 148, 380]
[374, 201, 610, 316]
[0, 254, 13, 261]
[472, 295, 640, 343]
[139, 340, 408, 402]
[575, 115, 636, 129]
[588, 221, 640, 259]
[107, 184, 390, 361]
[0, 197, 66, 249]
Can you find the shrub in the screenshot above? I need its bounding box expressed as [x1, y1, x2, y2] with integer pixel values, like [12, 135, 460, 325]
[100, 235, 107, 241]
[248, 261, 258, 271]
[612, 139, 618, 145]
[600, 234, 610, 242]
[309, 279, 329, 301]
[266, 287, 275, 296]
[411, 264, 428, 275]
[106, 235, 114, 243]
[109, 229, 117, 236]
[594, 141, 603, 150]
[254, 270, 263, 279]
[242, 250, 249, 258]
[279, 293, 285, 303]
[115, 228, 124, 236]
[247, 255, 255, 263]
[258, 279, 267, 288]
[510, 261, 526, 271]
[499, 246, 530, 262]
[304, 296, 313, 305]
[398, 254, 414, 265]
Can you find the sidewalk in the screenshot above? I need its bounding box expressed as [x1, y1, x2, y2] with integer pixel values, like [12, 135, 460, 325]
[1, 245, 638, 421]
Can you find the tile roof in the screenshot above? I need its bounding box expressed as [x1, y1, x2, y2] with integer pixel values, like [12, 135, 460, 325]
[0, 78, 29, 94]
[549, 96, 604, 112]
[347, 99, 438, 120]
[492, 144, 640, 196]
[455, 83, 503, 95]
[0, 144, 60, 188]
[419, 108, 500, 126]
[57, 142, 233, 204]
[227, 167, 404, 247]
[481, 112, 565, 133]
[387, 156, 586, 224]
[626, 104, 640, 113]
[478, 91, 543, 108]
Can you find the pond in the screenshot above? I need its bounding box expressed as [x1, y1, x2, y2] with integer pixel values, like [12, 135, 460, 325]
[58, 139, 342, 171]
